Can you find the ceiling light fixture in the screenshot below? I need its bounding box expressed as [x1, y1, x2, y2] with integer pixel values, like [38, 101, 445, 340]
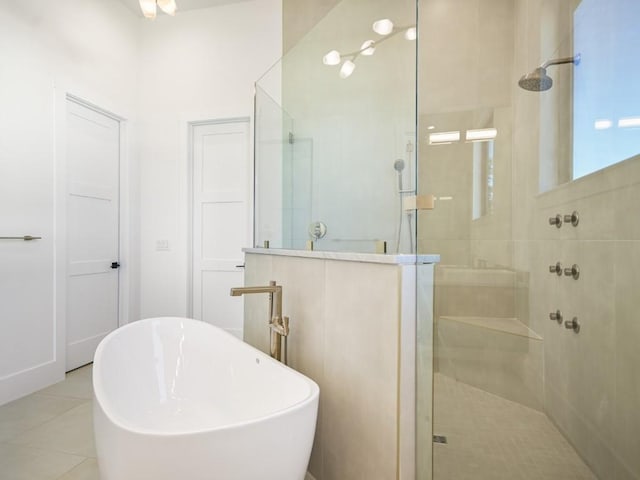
[323, 50, 341, 66]
[404, 27, 417, 41]
[340, 60, 356, 79]
[139, 0, 177, 19]
[360, 40, 376, 56]
[322, 18, 416, 79]
[372, 19, 394, 36]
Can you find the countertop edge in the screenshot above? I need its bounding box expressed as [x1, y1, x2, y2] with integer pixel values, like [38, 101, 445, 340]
[243, 248, 440, 265]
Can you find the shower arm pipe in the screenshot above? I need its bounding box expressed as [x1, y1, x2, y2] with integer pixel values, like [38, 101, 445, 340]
[541, 54, 581, 69]
[341, 24, 416, 62]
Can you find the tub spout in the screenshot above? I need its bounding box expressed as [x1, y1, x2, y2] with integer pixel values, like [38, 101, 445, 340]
[230, 281, 289, 364]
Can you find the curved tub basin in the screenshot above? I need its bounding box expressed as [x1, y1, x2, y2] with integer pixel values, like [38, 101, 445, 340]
[93, 317, 319, 480]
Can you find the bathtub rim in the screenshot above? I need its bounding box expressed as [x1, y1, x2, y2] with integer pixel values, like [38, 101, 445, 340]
[93, 316, 320, 438]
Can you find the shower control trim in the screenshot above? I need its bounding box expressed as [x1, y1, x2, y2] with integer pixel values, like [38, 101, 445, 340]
[308, 221, 327, 241]
[549, 262, 563, 275]
[549, 215, 562, 228]
[565, 317, 580, 333]
[564, 211, 579, 227]
[549, 310, 563, 324]
[564, 264, 580, 280]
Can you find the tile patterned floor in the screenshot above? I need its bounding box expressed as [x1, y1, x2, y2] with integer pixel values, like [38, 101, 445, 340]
[1, 366, 598, 479]
[1, 366, 317, 480]
[433, 373, 599, 480]
[0, 365, 99, 480]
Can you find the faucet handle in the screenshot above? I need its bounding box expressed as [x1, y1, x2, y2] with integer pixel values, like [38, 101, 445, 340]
[282, 316, 290, 336]
[549, 310, 563, 323]
[548, 214, 562, 228]
[549, 262, 562, 275]
[564, 317, 580, 333]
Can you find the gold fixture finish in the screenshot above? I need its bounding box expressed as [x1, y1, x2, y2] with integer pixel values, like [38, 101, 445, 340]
[306, 240, 314, 251]
[230, 280, 289, 364]
[375, 240, 387, 254]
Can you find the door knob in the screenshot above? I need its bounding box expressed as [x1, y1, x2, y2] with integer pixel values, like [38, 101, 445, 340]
[111, 262, 120, 269]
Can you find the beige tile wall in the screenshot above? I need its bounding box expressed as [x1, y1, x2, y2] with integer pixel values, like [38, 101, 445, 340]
[513, 2, 640, 479]
[282, 0, 341, 53]
[418, 0, 640, 479]
[243, 253, 432, 480]
[527, 166, 640, 480]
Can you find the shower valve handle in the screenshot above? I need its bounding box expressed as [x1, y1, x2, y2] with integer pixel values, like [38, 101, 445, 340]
[549, 262, 562, 275]
[564, 264, 580, 279]
[549, 310, 563, 323]
[565, 317, 580, 333]
[563, 211, 579, 227]
[548, 215, 562, 228]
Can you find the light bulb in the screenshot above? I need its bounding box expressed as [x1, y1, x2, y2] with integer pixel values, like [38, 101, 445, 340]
[157, 0, 177, 15]
[404, 27, 417, 41]
[323, 50, 341, 66]
[339, 60, 356, 79]
[360, 40, 376, 56]
[372, 19, 394, 35]
[139, 0, 157, 19]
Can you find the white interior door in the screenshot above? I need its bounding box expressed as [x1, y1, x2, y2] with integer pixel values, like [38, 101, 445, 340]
[66, 98, 120, 371]
[192, 119, 250, 339]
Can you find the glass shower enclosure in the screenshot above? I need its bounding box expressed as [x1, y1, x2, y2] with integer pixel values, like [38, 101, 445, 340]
[420, 0, 640, 479]
[254, 0, 418, 254]
[255, 0, 640, 479]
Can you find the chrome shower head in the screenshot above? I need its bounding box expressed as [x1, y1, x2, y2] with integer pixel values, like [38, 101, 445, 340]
[518, 54, 581, 92]
[518, 66, 553, 92]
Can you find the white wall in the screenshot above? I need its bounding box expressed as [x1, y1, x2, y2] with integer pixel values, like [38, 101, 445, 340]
[137, 0, 282, 318]
[0, 0, 139, 403]
[0, 0, 282, 403]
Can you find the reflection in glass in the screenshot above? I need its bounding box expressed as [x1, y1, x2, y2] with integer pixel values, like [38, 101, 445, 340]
[255, 0, 417, 253]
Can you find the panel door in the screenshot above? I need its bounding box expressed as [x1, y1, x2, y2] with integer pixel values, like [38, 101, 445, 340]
[66, 99, 120, 371]
[192, 120, 250, 339]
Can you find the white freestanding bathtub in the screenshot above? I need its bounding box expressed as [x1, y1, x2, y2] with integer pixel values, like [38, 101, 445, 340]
[93, 317, 319, 480]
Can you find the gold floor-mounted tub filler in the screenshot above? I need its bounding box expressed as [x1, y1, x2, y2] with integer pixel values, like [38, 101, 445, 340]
[230, 280, 290, 364]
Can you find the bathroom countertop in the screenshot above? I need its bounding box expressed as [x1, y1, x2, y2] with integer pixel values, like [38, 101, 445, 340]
[243, 248, 440, 265]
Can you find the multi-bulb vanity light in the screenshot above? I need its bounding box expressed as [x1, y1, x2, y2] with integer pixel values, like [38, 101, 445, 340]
[322, 19, 417, 79]
[139, 0, 177, 19]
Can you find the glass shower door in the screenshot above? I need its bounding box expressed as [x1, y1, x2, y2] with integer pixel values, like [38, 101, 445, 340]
[417, 0, 640, 479]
